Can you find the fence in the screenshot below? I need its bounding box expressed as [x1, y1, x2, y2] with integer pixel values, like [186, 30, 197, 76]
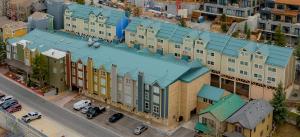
[0, 109, 47, 137]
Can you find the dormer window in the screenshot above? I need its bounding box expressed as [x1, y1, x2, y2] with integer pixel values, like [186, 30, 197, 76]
[243, 49, 247, 52]
[187, 35, 190, 38]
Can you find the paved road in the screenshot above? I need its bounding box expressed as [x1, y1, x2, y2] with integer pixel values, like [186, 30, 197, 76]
[0, 75, 120, 137]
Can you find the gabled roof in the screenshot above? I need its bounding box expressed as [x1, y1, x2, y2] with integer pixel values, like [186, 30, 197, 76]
[66, 4, 126, 26]
[8, 29, 209, 88]
[197, 84, 225, 101]
[200, 94, 245, 121]
[126, 17, 294, 68]
[226, 99, 273, 130]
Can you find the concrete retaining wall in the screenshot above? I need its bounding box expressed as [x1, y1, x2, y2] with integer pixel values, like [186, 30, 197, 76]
[0, 109, 47, 137]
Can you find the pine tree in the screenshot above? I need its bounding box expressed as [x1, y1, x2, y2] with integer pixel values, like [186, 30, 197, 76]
[271, 82, 288, 125]
[246, 29, 251, 39]
[274, 25, 286, 47]
[76, 0, 85, 5]
[31, 54, 49, 88]
[178, 18, 187, 27]
[244, 22, 248, 34]
[0, 42, 6, 64]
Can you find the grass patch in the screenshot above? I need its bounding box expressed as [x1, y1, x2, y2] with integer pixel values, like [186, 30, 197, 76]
[273, 123, 300, 137]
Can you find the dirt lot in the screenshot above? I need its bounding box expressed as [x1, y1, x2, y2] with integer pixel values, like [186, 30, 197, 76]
[273, 123, 300, 137]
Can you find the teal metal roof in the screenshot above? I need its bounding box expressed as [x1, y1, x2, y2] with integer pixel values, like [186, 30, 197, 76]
[200, 94, 246, 121]
[8, 29, 209, 88]
[66, 4, 126, 26]
[126, 18, 293, 68]
[198, 84, 225, 101]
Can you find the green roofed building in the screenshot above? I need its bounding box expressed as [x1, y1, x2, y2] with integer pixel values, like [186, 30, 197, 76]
[195, 94, 245, 137]
[6, 29, 211, 129]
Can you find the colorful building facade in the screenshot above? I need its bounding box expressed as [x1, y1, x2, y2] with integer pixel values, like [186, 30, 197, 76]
[2, 21, 27, 41]
[6, 29, 211, 129]
[124, 17, 295, 101]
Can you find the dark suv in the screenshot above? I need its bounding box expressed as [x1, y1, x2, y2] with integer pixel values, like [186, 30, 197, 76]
[86, 106, 105, 119]
[109, 113, 124, 123]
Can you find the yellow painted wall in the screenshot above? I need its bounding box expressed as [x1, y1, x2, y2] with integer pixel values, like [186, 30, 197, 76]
[3, 27, 27, 40]
[226, 112, 273, 137]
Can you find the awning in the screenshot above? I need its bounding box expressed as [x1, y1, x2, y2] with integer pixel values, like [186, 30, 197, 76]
[5, 59, 32, 74]
[194, 122, 212, 134]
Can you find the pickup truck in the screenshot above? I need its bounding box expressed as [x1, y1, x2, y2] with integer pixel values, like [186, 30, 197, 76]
[21, 112, 42, 123]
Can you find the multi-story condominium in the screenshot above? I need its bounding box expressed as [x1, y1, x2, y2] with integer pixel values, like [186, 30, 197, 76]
[199, 0, 262, 20]
[6, 0, 33, 21]
[28, 12, 54, 31]
[0, 16, 13, 41]
[64, 4, 129, 41]
[2, 21, 27, 41]
[125, 17, 296, 101]
[258, 0, 300, 46]
[224, 99, 273, 137]
[6, 29, 211, 129]
[195, 94, 246, 137]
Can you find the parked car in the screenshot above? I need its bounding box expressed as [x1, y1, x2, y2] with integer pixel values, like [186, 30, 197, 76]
[6, 104, 22, 113]
[86, 106, 106, 119]
[73, 100, 91, 110]
[1, 99, 18, 110]
[0, 95, 14, 106]
[0, 93, 5, 99]
[109, 113, 123, 123]
[81, 105, 92, 114]
[134, 124, 148, 135]
[21, 112, 42, 123]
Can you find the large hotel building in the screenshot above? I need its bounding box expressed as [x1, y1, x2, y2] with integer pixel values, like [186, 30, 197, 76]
[5, 3, 295, 129]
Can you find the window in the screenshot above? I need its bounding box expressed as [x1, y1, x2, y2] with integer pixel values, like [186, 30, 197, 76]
[145, 101, 149, 109]
[253, 127, 256, 132]
[268, 67, 276, 72]
[255, 64, 263, 69]
[145, 92, 149, 100]
[153, 95, 159, 104]
[203, 98, 208, 103]
[262, 118, 265, 123]
[138, 35, 144, 39]
[153, 105, 159, 114]
[210, 52, 214, 56]
[240, 70, 248, 75]
[145, 84, 149, 91]
[101, 87, 106, 95]
[99, 31, 104, 34]
[267, 77, 275, 82]
[228, 58, 235, 63]
[240, 61, 249, 66]
[235, 125, 243, 133]
[94, 76, 98, 82]
[99, 24, 104, 27]
[228, 67, 235, 72]
[208, 61, 214, 65]
[153, 86, 160, 94]
[107, 33, 111, 36]
[66, 17, 70, 20]
[175, 44, 180, 49]
[101, 78, 106, 85]
[157, 39, 163, 43]
[196, 49, 203, 54]
[254, 74, 262, 79]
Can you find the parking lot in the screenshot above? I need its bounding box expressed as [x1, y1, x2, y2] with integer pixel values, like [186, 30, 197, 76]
[64, 96, 166, 137]
[0, 90, 83, 137]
